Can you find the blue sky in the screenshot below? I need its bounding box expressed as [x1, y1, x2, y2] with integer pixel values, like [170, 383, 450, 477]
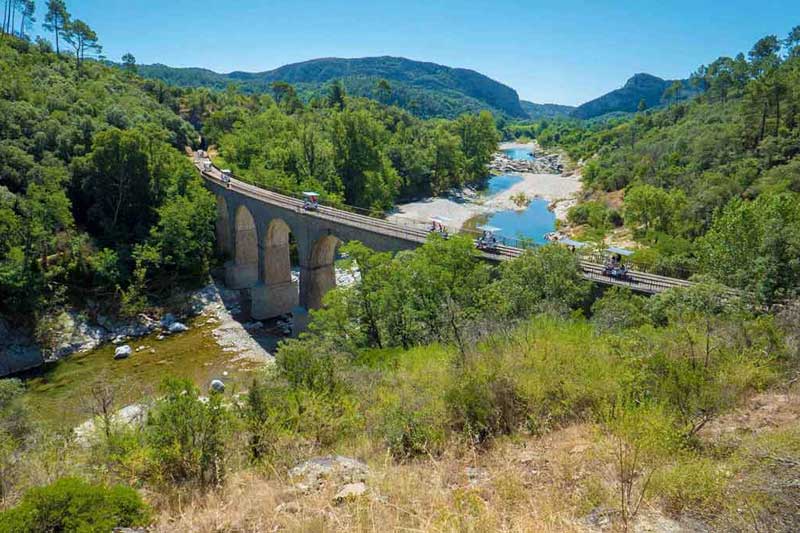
[33, 1, 800, 105]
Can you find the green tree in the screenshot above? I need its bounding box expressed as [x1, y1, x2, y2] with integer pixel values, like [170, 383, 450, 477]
[454, 110, 500, 182]
[327, 79, 346, 110]
[698, 193, 800, 303]
[121, 52, 136, 73]
[488, 244, 589, 318]
[623, 183, 687, 235]
[64, 18, 101, 70]
[407, 234, 490, 358]
[330, 109, 400, 208]
[748, 35, 781, 77]
[14, 0, 35, 38]
[42, 0, 69, 54]
[270, 81, 302, 114]
[375, 78, 392, 103]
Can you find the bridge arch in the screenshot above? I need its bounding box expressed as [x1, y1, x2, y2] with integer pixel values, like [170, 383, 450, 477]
[225, 204, 259, 288]
[215, 196, 232, 257]
[263, 218, 293, 285]
[300, 233, 342, 310]
[250, 217, 299, 319]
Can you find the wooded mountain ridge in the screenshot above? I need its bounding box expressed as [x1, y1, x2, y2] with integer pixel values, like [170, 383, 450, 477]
[570, 73, 700, 119]
[135, 56, 528, 119]
[135, 58, 702, 121]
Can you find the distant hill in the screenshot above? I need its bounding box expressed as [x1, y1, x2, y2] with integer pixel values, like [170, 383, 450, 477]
[135, 57, 528, 119]
[520, 101, 575, 120]
[570, 73, 699, 120]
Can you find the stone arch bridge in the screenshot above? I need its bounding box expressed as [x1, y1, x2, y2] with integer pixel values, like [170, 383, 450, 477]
[197, 156, 692, 322]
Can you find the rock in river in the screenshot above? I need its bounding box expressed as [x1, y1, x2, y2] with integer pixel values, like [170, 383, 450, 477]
[114, 345, 132, 360]
[168, 321, 189, 334]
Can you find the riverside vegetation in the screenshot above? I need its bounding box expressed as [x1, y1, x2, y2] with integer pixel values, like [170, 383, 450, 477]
[511, 28, 800, 305]
[1, 4, 800, 532]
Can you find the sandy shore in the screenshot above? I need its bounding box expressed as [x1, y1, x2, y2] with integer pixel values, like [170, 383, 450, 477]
[388, 143, 582, 231]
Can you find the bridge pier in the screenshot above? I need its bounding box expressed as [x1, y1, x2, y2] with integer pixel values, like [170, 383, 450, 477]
[298, 264, 336, 311]
[225, 261, 258, 289]
[298, 234, 340, 313]
[251, 281, 297, 319]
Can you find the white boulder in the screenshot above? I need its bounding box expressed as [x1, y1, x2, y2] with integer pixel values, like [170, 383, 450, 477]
[168, 322, 189, 334]
[113, 345, 132, 360]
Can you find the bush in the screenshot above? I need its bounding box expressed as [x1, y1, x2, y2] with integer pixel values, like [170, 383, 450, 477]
[241, 377, 360, 462]
[145, 378, 231, 488]
[445, 371, 526, 443]
[276, 338, 343, 394]
[590, 287, 651, 332]
[567, 200, 610, 228]
[0, 477, 150, 533]
[651, 456, 728, 514]
[381, 404, 447, 459]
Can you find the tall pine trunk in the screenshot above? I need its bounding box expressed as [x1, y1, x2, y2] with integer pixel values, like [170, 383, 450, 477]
[2, 0, 8, 35]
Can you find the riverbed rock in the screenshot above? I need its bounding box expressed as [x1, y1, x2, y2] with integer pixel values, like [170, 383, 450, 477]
[168, 321, 189, 334]
[210, 379, 225, 392]
[489, 147, 565, 175]
[43, 311, 108, 360]
[114, 345, 132, 360]
[161, 313, 177, 327]
[289, 455, 369, 492]
[0, 343, 44, 377]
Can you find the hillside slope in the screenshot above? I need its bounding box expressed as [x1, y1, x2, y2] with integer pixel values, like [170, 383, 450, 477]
[136, 56, 527, 119]
[0, 37, 214, 333]
[520, 100, 575, 119]
[571, 73, 698, 119]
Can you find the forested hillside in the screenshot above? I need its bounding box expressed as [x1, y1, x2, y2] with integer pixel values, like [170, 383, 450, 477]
[536, 29, 800, 304]
[136, 56, 528, 119]
[0, 35, 215, 324]
[520, 100, 575, 119]
[570, 73, 699, 119]
[203, 83, 499, 210]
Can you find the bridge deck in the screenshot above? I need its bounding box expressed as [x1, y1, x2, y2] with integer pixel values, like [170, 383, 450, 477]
[196, 157, 691, 295]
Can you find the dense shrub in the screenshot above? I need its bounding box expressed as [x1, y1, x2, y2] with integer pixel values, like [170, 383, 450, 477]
[145, 378, 231, 488]
[445, 371, 526, 443]
[0, 477, 149, 533]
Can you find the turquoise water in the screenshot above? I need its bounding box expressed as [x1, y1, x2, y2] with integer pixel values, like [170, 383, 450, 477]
[503, 147, 535, 161]
[484, 198, 555, 245]
[486, 174, 523, 195]
[467, 174, 557, 245]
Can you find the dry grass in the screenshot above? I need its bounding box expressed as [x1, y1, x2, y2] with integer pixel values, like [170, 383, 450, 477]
[152, 425, 609, 532]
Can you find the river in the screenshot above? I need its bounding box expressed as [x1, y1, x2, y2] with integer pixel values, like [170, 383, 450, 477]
[465, 148, 558, 245]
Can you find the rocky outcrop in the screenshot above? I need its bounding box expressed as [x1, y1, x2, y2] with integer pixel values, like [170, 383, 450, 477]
[334, 482, 368, 503]
[289, 455, 369, 493]
[0, 319, 43, 376]
[489, 151, 564, 174]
